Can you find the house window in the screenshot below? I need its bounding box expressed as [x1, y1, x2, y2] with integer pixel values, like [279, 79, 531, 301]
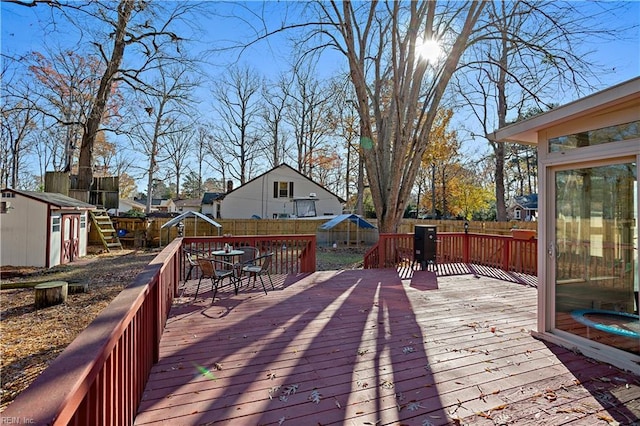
[52, 216, 61, 232]
[80, 215, 86, 229]
[514, 209, 521, 220]
[548, 120, 639, 152]
[1, 192, 15, 198]
[273, 181, 294, 199]
[294, 199, 317, 217]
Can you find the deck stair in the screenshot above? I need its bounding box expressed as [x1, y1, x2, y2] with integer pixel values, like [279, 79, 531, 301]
[90, 209, 122, 251]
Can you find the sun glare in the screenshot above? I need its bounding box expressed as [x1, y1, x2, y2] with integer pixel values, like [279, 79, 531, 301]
[417, 38, 442, 64]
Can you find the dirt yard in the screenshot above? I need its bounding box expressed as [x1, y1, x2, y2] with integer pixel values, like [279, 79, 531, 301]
[0, 246, 369, 411]
[0, 249, 157, 411]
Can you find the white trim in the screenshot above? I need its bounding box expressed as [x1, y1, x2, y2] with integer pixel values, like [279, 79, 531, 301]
[490, 77, 640, 144]
[531, 330, 640, 373]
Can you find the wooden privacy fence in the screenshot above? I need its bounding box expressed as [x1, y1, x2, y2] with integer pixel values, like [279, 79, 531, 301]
[364, 232, 538, 276]
[96, 217, 536, 248]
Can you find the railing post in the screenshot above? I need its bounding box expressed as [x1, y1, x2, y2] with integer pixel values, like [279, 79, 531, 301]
[463, 232, 470, 264]
[378, 234, 387, 268]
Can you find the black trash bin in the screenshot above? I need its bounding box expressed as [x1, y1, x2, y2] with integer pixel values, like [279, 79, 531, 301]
[414, 225, 437, 271]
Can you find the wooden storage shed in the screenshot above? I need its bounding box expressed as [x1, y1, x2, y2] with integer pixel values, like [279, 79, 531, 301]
[0, 189, 95, 268]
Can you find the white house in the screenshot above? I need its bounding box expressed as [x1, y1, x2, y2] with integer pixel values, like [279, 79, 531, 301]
[220, 163, 345, 219]
[201, 192, 225, 218]
[108, 198, 146, 216]
[174, 198, 201, 213]
[491, 77, 639, 372]
[0, 189, 95, 268]
[508, 193, 538, 221]
[135, 198, 177, 213]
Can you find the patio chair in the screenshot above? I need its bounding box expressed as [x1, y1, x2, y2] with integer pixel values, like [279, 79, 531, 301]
[240, 252, 274, 295]
[236, 246, 259, 268]
[194, 258, 238, 302]
[178, 250, 200, 297]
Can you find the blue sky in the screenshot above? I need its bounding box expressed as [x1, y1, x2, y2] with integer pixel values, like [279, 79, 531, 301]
[1, 1, 639, 191]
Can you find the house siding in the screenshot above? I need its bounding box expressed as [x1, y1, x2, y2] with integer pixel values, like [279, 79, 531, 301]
[1, 194, 48, 267]
[1, 192, 92, 268]
[220, 165, 342, 219]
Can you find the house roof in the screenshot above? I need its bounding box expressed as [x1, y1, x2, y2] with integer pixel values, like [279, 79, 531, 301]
[136, 198, 174, 207]
[3, 189, 95, 210]
[174, 198, 201, 208]
[318, 214, 377, 230]
[119, 198, 146, 210]
[512, 194, 538, 210]
[202, 192, 225, 204]
[225, 163, 346, 203]
[489, 77, 640, 145]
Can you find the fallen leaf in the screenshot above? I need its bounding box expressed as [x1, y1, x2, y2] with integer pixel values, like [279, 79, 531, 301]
[380, 379, 394, 389]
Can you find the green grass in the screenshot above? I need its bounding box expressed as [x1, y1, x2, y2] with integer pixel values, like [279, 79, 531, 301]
[315, 248, 367, 270]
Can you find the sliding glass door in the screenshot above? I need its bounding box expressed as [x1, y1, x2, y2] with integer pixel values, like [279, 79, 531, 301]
[554, 162, 638, 354]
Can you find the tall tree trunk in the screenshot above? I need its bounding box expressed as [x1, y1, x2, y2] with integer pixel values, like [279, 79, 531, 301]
[493, 20, 509, 222]
[431, 164, 437, 217]
[76, 0, 134, 193]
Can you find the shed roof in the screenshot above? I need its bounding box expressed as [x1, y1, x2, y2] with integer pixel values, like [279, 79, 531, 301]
[3, 189, 95, 210]
[318, 214, 376, 230]
[161, 211, 221, 229]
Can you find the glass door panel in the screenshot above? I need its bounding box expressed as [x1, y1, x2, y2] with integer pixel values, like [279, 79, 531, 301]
[554, 162, 638, 355]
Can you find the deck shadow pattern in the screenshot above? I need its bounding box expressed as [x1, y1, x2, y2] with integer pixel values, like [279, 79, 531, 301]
[135, 270, 639, 425]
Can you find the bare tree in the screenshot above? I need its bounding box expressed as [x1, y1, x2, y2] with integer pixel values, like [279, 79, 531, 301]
[261, 73, 292, 168]
[125, 61, 198, 213]
[18, 1, 201, 194]
[211, 64, 263, 185]
[187, 126, 212, 199]
[163, 124, 195, 198]
[219, 2, 483, 228]
[0, 67, 39, 188]
[24, 48, 123, 172]
[457, 1, 629, 220]
[304, 1, 486, 232]
[329, 80, 361, 212]
[285, 65, 336, 179]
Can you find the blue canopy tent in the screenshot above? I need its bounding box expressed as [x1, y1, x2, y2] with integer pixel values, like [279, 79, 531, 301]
[317, 214, 378, 247]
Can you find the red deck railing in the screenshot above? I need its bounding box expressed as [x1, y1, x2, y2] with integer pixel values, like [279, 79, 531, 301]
[364, 232, 538, 275]
[181, 235, 317, 275]
[1, 235, 316, 425]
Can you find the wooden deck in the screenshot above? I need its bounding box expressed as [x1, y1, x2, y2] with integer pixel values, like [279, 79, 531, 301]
[135, 269, 640, 425]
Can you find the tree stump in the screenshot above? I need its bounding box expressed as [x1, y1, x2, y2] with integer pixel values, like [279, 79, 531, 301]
[34, 281, 68, 309]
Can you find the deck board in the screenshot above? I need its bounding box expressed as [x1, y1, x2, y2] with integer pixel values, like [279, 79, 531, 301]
[135, 269, 639, 425]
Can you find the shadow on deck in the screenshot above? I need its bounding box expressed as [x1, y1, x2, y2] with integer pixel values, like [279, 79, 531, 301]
[135, 269, 639, 425]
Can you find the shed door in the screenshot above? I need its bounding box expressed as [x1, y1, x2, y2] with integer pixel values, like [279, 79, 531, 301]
[61, 214, 80, 264]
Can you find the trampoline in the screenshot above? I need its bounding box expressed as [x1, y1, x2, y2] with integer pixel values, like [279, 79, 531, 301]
[571, 309, 640, 339]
